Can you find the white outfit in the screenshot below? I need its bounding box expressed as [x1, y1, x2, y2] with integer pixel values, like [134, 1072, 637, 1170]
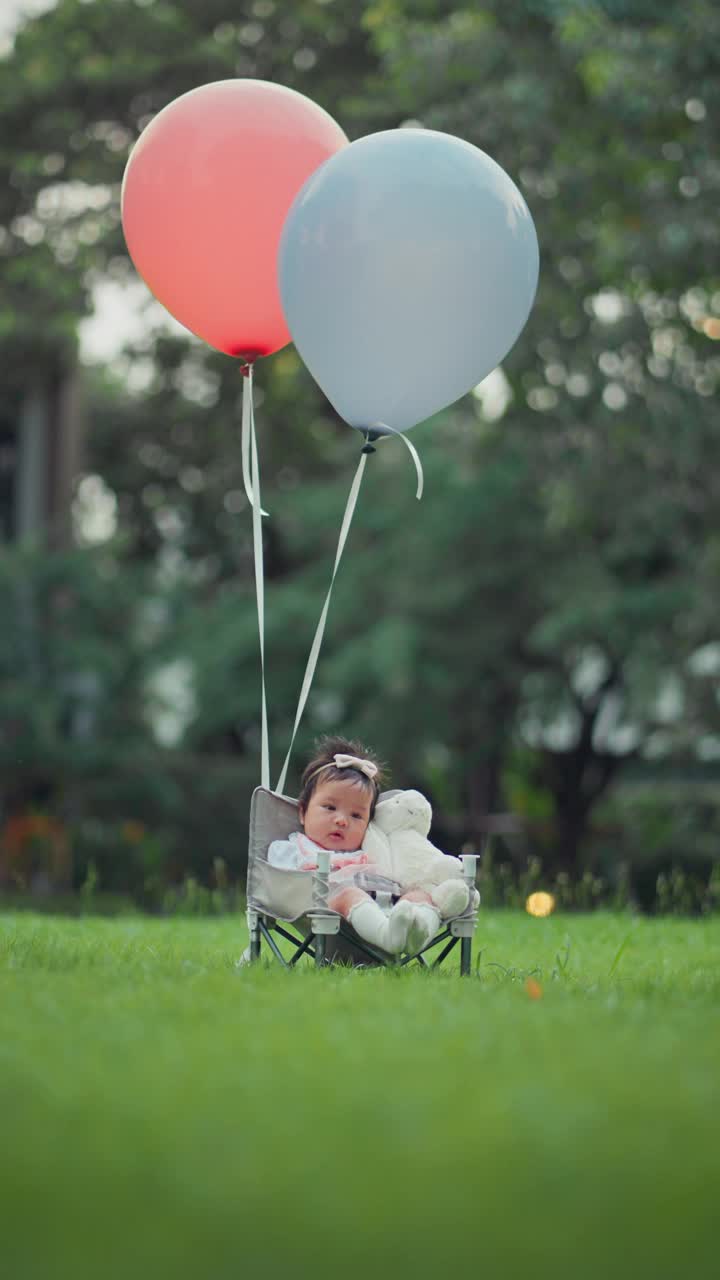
[267, 831, 367, 873]
[266, 830, 413, 954]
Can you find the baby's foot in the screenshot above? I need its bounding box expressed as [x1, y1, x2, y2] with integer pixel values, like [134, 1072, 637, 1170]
[405, 903, 441, 955]
[384, 899, 415, 954]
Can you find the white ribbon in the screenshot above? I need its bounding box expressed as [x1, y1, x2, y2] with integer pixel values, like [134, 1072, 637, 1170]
[241, 364, 269, 518]
[275, 448, 368, 796]
[243, 364, 270, 790]
[275, 425, 422, 796]
[372, 423, 424, 500]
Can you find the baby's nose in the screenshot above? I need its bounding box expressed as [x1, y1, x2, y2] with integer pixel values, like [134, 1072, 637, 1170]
[336, 813, 348, 826]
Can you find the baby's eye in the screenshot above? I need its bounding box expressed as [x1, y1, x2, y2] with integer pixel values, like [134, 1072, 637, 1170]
[323, 804, 335, 811]
[352, 813, 362, 821]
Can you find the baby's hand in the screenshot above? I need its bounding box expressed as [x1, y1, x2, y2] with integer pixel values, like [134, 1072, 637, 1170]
[330, 852, 370, 870]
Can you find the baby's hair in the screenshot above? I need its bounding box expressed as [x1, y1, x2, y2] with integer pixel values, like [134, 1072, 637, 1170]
[298, 735, 386, 819]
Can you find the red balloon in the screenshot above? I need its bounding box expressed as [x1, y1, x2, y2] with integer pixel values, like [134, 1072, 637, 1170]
[121, 80, 347, 359]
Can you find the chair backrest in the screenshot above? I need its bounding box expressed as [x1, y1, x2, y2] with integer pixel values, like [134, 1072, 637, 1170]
[248, 787, 299, 867]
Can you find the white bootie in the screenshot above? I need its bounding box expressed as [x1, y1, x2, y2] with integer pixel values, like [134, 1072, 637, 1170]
[347, 897, 414, 955]
[405, 902, 441, 955]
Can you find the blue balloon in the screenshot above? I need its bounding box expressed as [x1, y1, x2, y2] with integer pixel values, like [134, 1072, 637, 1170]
[278, 128, 539, 436]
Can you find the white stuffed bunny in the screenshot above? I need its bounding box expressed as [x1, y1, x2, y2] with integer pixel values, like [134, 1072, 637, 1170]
[363, 790, 479, 919]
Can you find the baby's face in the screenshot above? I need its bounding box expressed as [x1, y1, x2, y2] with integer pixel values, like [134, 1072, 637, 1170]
[300, 778, 372, 852]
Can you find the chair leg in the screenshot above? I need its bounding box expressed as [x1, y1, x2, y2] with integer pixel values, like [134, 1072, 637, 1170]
[459, 854, 478, 977]
[310, 850, 336, 968]
[258, 918, 291, 967]
[248, 909, 261, 962]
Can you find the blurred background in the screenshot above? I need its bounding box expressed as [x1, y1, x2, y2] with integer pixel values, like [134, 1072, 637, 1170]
[1, 0, 719, 915]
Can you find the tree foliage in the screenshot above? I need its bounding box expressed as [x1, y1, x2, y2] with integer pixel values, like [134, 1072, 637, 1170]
[2, 0, 720, 880]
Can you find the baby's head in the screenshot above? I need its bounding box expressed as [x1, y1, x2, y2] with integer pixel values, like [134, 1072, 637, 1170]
[298, 736, 385, 852]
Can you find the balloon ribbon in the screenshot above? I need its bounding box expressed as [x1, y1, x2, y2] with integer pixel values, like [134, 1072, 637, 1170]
[275, 429, 424, 796]
[239, 365, 424, 798]
[241, 362, 270, 790]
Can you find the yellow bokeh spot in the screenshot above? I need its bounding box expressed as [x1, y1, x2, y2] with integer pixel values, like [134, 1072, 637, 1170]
[526, 891, 556, 918]
[703, 317, 720, 340]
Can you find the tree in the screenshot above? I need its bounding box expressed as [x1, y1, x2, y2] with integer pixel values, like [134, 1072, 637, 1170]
[355, 0, 720, 864]
[2, 0, 720, 879]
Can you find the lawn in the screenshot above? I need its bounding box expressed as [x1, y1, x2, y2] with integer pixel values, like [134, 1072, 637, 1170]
[1, 910, 718, 1280]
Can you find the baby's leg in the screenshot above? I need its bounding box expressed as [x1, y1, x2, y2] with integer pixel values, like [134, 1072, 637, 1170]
[400, 889, 442, 955]
[329, 886, 413, 955]
[328, 885, 371, 918]
[401, 889, 434, 905]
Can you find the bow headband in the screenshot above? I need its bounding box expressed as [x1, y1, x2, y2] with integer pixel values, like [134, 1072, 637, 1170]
[309, 754, 378, 783]
[333, 753, 378, 780]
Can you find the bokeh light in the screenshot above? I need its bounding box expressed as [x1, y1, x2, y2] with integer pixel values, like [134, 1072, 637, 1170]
[526, 891, 556, 918]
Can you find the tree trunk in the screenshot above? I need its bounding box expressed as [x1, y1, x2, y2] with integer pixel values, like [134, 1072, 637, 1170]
[544, 739, 625, 872]
[458, 691, 516, 850]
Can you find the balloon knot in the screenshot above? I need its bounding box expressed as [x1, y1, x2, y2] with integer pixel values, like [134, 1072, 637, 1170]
[361, 443, 376, 455]
[239, 363, 251, 379]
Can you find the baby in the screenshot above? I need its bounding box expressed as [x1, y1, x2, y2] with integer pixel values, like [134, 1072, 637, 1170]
[267, 736, 441, 955]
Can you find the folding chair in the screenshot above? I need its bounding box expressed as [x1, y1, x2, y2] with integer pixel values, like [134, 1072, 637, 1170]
[244, 786, 479, 973]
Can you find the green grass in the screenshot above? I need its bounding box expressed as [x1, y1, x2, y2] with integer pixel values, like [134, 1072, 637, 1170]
[1, 911, 719, 1280]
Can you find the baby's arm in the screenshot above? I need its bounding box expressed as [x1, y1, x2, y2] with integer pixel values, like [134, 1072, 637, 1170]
[266, 833, 317, 870]
[329, 851, 370, 871]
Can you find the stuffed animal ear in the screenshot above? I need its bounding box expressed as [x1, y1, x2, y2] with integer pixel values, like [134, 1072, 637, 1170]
[362, 820, 391, 865]
[370, 795, 397, 832]
[394, 789, 432, 833]
[373, 790, 433, 834]
[418, 798, 433, 834]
